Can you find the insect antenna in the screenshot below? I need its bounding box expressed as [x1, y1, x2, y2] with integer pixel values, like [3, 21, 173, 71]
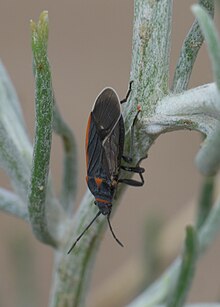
[67, 211, 102, 254]
[107, 214, 124, 247]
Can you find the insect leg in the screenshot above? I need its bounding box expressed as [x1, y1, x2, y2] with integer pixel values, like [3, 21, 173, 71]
[118, 172, 144, 187]
[120, 80, 133, 104]
[120, 165, 145, 173]
[118, 155, 147, 187]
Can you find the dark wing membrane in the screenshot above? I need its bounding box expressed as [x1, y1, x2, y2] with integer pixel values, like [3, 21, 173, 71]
[86, 114, 125, 178]
[102, 116, 125, 176]
[86, 114, 107, 177]
[92, 88, 121, 141]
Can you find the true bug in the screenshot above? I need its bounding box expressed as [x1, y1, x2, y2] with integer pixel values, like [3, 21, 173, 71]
[68, 82, 145, 253]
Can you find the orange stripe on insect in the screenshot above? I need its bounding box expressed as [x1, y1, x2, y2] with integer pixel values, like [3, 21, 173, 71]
[95, 177, 103, 189]
[95, 198, 109, 204]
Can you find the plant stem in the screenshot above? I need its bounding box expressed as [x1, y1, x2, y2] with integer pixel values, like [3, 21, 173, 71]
[28, 11, 59, 247]
[53, 102, 77, 213]
[167, 226, 198, 307]
[172, 0, 214, 93]
[124, 0, 173, 122]
[0, 188, 28, 221]
[196, 176, 215, 229]
[192, 4, 220, 175]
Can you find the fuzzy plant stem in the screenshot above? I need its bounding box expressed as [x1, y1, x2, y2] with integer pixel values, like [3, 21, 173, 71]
[167, 226, 198, 307]
[172, 0, 214, 93]
[0, 62, 32, 201]
[53, 102, 78, 213]
[0, 188, 28, 221]
[192, 4, 220, 175]
[28, 12, 65, 247]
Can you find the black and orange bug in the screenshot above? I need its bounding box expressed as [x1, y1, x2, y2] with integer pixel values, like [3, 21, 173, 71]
[68, 82, 145, 253]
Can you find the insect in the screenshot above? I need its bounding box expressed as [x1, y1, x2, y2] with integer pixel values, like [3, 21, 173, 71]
[68, 82, 145, 253]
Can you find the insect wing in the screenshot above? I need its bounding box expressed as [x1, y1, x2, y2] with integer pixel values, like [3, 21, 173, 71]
[92, 88, 123, 176]
[92, 88, 121, 141]
[86, 113, 105, 177]
[102, 115, 124, 176]
[86, 88, 123, 178]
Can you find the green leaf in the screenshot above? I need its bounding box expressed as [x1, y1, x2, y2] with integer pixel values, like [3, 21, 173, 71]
[196, 176, 215, 229]
[53, 102, 77, 212]
[192, 4, 220, 175]
[28, 11, 58, 247]
[196, 124, 220, 175]
[172, 0, 214, 93]
[0, 62, 27, 128]
[0, 63, 32, 199]
[0, 188, 28, 221]
[192, 4, 220, 91]
[167, 226, 198, 307]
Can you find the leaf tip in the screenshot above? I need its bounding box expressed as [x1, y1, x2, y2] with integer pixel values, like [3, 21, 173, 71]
[191, 4, 199, 14]
[30, 19, 36, 32]
[39, 10, 49, 25]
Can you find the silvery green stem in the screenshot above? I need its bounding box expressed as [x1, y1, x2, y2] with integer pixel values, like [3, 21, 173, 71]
[49, 189, 105, 307]
[0, 63, 32, 200]
[0, 62, 27, 130]
[124, 0, 172, 121]
[143, 83, 219, 140]
[28, 12, 63, 247]
[192, 5, 220, 90]
[167, 227, 198, 307]
[172, 0, 214, 93]
[0, 188, 28, 221]
[196, 176, 215, 230]
[53, 102, 77, 212]
[192, 4, 220, 175]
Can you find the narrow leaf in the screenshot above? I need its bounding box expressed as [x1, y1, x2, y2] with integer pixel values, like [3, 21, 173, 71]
[28, 11, 57, 247]
[199, 194, 220, 252]
[53, 102, 77, 212]
[172, 0, 214, 93]
[0, 188, 28, 221]
[196, 176, 215, 229]
[0, 63, 32, 199]
[192, 4, 220, 90]
[167, 226, 198, 307]
[192, 5, 220, 90]
[196, 124, 220, 175]
[192, 4, 220, 175]
[0, 62, 27, 129]
[192, 5, 220, 175]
